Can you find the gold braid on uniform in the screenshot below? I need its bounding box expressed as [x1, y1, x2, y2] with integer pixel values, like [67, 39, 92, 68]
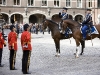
[27, 51, 31, 72]
[12, 51, 16, 69]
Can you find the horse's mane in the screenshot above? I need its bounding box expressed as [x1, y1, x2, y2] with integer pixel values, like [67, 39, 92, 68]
[43, 19, 59, 26]
[66, 19, 80, 25]
[65, 19, 81, 27]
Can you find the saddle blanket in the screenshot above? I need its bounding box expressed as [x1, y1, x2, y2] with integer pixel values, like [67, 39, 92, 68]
[65, 28, 72, 34]
[81, 26, 99, 34]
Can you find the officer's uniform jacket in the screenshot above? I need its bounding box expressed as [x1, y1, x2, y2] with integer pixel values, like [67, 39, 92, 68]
[82, 13, 92, 25]
[8, 31, 17, 50]
[59, 12, 69, 20]
[21, 31, 32, 50]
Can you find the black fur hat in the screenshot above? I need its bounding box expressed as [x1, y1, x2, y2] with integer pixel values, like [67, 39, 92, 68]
[24, 24, 29, 30]
[10, 25, 15, 30]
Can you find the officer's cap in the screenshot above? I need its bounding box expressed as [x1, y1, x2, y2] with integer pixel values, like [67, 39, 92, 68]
[86, 8, 92, 11]
[10, 25, 15, 30]
[63, 7, 68, 10]
[24, 24, 29, 30]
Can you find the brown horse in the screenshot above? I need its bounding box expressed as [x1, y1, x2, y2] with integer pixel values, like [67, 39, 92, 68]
[62, 19, 100, 58]
[42, 19, 85, 57]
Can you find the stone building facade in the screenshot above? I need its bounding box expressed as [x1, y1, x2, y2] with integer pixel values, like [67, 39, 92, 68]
[0, 0, 100, 24]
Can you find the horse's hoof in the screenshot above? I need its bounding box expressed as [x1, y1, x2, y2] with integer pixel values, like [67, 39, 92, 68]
[74, 53, 76, 55]
[80, 53, 84, 55]
[75, 56, 79, 58]
[55, 54, 60, 57]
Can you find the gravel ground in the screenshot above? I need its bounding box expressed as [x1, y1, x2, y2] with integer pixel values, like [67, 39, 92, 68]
[0, 29, 100, 75]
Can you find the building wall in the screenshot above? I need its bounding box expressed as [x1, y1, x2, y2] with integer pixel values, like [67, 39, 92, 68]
[0, 0, 99, 24]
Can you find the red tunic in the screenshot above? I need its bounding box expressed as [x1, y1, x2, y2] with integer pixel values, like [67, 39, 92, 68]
[21, 31, 32, 50]
[0, 33, 6, 48]
[8, 31, 17, 50]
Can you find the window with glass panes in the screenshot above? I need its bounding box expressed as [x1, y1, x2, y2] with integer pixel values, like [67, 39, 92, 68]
[54, 0, 59, 7]
[42, 0, 47, 6]
[88, 0, 92, 8]
[14, 0, 20, 5]
[98, 0, 100, 8]
[77, 0, 82, 8]
[28, 0, 34, 6]
[0, 0, 6, 5]
[66, 0, 71, 7]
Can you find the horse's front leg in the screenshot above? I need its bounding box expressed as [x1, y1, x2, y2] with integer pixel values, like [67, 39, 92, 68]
[75, 39, 80, 58]
[80, 40, 85, 55]
[54, 39, 60, 57]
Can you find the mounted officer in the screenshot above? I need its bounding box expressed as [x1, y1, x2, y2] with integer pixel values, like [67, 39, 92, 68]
[59, 7, 69, 20]
[81, 8, 93, 40]
[59, 7, 70, 37]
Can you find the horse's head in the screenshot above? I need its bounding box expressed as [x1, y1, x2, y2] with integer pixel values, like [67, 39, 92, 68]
[42, 19, 48, 31]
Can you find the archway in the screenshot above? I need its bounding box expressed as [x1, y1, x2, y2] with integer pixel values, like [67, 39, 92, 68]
[29, 14, 46, 24]
[11, 14, 23, 24]
[69, 14, 73, 19]
[1, 13, 9, 23]
[74, 15, 83, 23]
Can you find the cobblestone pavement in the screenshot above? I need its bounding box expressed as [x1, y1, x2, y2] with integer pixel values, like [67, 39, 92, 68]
[0, 29, 100, 75]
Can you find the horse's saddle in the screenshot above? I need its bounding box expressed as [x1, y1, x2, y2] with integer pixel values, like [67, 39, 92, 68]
[81, 26, 99, 35]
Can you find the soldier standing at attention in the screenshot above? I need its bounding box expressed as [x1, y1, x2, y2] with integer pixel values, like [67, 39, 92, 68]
[0, 27, 6, 67]
[8, 25, 18, 70]
[21, 24, 32, 74]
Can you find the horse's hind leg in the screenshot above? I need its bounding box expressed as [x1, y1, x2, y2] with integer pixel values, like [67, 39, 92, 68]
[54, 39, 60, 57]
[80, 40, 85, 55]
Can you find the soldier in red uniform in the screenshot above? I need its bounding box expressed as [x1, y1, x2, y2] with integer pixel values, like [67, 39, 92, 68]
[21, 24, 32, 74]
[8, 25, 17, 70]
[0, 27, 6, 67]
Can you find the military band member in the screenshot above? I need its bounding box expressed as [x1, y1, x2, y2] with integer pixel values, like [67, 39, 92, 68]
[8, 25, 17, 70]
[21, 24, 32, 74]
[0, 27, 6, 67]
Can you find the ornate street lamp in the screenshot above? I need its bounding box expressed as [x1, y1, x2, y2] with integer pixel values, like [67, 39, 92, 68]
[47, 8, 51, 16]
[24, 8, 28, 16]
[9, 10, 11, 24]
[73, 11, 75, 15]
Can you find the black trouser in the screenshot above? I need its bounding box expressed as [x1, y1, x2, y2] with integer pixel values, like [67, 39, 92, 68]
[22, 50, 31, 73]
[0, 48, 3, 65]
[9, 50, 16, 70]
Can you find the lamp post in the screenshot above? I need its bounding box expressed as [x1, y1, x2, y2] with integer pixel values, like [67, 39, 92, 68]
[47, 8, 51, 16]
[73, 11, 75, 15]
[9, 10, 11, 24]
[24, 8, 28, 16]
